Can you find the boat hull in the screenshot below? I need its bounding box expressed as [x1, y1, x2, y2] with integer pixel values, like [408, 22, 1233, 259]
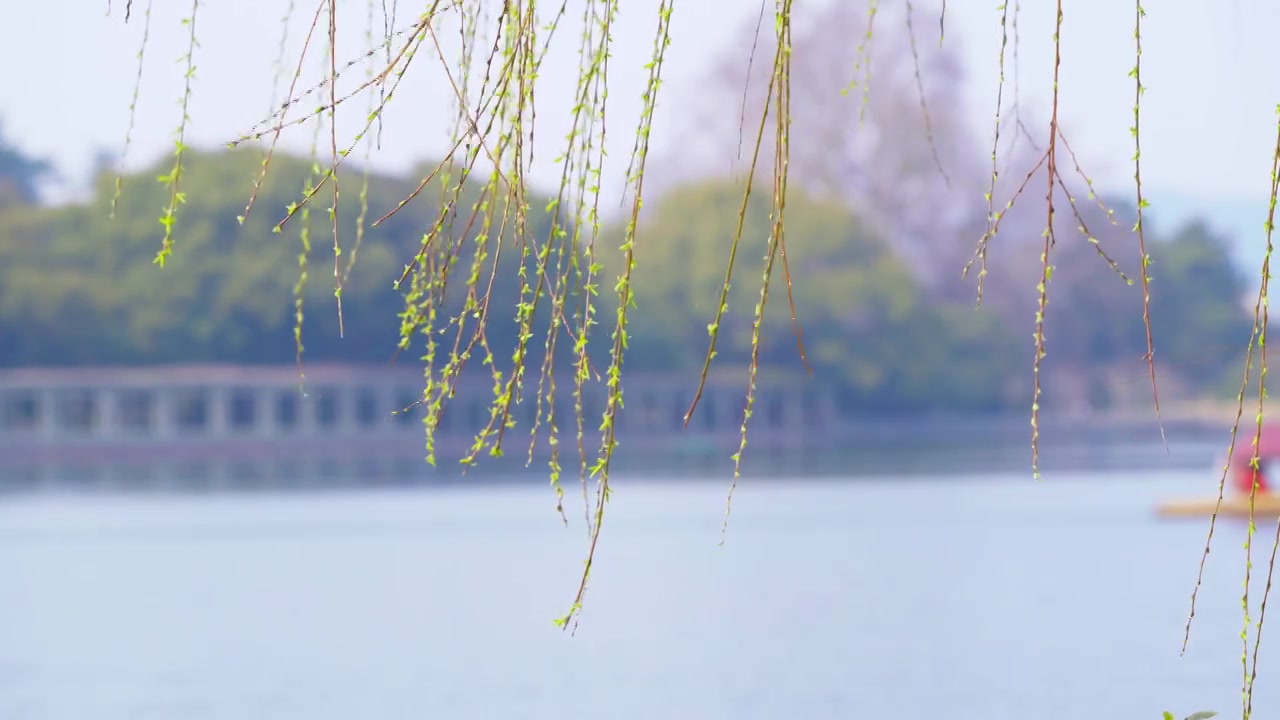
[1156, 494, 1280, 519]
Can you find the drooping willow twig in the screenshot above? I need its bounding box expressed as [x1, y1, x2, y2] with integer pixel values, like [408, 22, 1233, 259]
[96, 2, 1280, 671]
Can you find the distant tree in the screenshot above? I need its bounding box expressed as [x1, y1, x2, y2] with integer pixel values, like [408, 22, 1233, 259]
[1147, 219, 1254, 387]
[601, 177, 1029, 414]
[0, 147, 570, 369]
[0, 119, 54, 209]
[651, 0, 988, 302]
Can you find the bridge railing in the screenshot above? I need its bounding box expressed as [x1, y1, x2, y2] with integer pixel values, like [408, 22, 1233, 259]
[0, 364, 836, 450]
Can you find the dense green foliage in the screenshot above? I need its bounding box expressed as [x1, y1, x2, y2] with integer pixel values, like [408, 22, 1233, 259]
[0, 121, 52, 210]
[0, 138, 1253, 417]
[604, 178, 1252, 416]
[0, 146, 573, 372]
[610, 180, 1030, 415]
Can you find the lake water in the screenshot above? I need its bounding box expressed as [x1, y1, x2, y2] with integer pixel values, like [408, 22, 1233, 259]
[0, 469, 1273, 719]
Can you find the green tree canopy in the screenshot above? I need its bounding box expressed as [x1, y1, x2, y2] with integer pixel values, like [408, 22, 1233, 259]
[0, 120, 53, 210]
[0, 146, 571, 369]
[599, 178, 1030, 415]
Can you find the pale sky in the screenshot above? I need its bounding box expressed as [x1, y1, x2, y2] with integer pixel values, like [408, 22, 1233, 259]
[3, 0, 1279, 258]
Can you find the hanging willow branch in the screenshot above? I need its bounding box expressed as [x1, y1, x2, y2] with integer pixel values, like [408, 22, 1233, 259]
[99, 0, 1280, 682]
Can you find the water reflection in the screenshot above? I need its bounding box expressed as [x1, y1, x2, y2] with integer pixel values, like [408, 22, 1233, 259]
[0, 434, 1226, 493]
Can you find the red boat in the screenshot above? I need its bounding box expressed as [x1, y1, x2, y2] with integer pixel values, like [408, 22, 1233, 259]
[1157, 424, 1280, 519]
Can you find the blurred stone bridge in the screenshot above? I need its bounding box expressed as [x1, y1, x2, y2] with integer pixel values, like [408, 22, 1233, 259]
[0, 363, 838, 486]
